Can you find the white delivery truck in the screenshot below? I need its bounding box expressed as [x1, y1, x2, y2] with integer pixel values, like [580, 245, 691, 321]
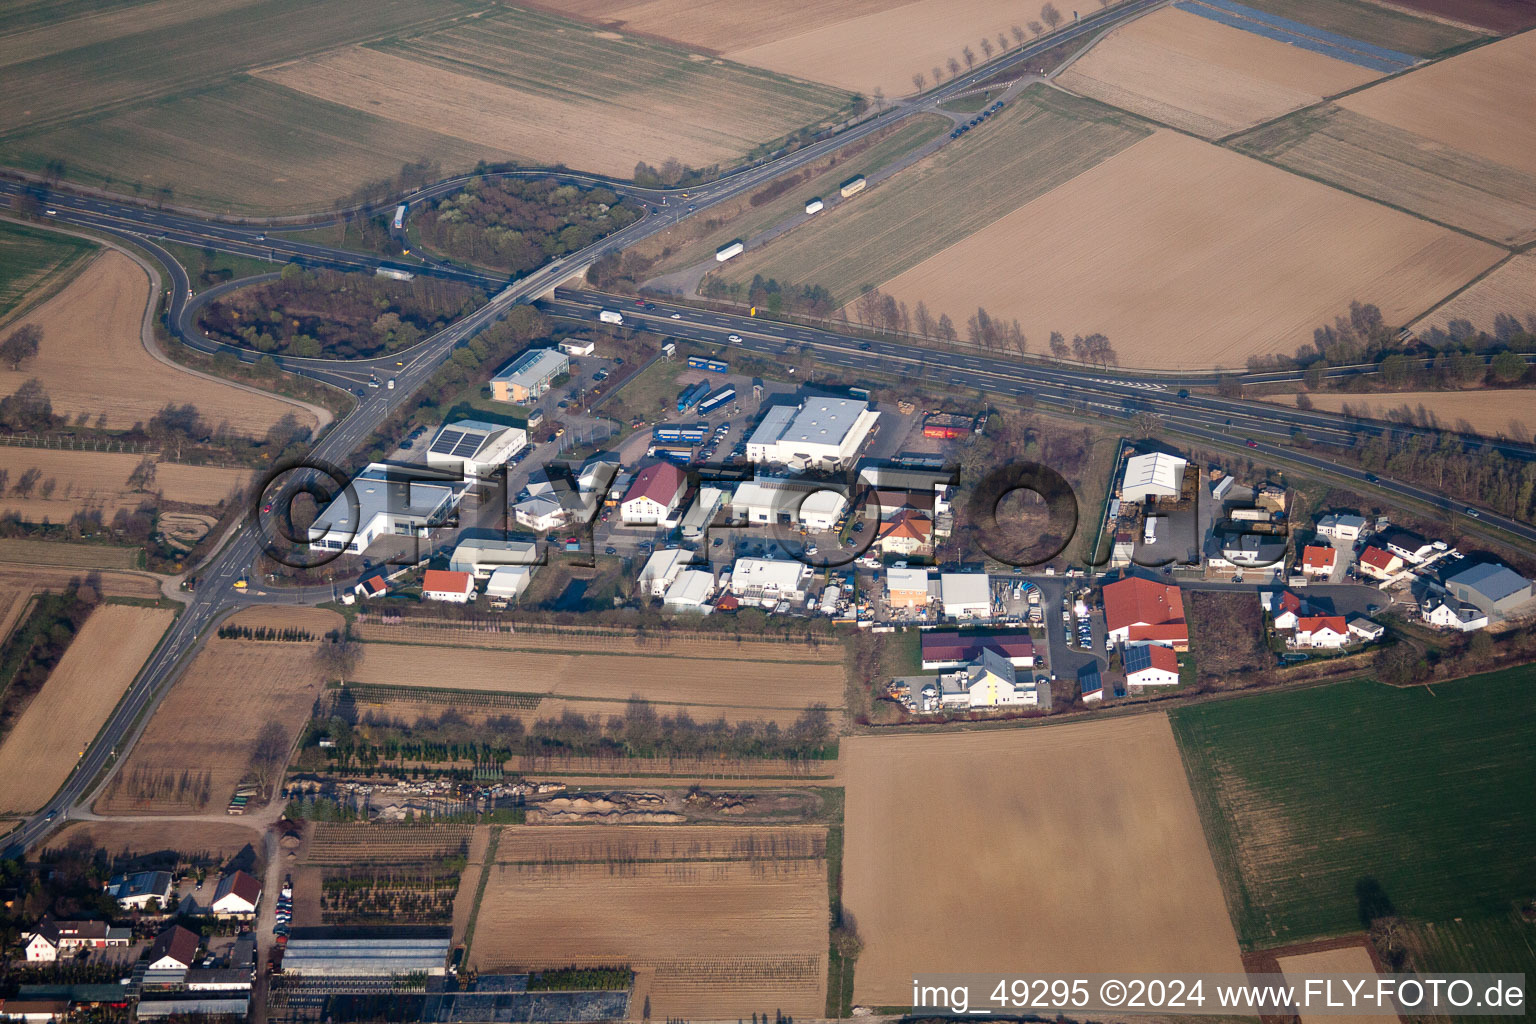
[599, 310, 624, 325]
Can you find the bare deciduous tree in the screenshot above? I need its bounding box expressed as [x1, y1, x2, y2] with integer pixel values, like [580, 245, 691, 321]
[915, 301, 934, 338]
[962, 45, 976, 71]
[947, 57, 962, 77]
[932, 64, 944, 84]
[1042, 3, 1063, 29]
[980, 38, 994, 60]
[872, 86, 885, 111]
[1028, 19, 1044, 36]
[912, 71, 926, 93]
[997, 33, 1009, 52]
[251, 721, 290, 796]
[1011, 24, 1026, 44]
[0, 324, 42, 370]
[315, 634, 362, 685]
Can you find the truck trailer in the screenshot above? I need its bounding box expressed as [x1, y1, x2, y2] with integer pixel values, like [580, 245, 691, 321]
[599, 309, 624, 325]
[392, 204, 407, 230]
[715, 241, 745, 262]
[839, 177, 866, 198]
[697, 386, 736, 415]
[677, 379, 711, 412]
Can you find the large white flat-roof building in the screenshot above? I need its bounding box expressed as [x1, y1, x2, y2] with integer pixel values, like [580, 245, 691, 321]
[731, 477, 848, 532]
[728, 557, 812, 604]
[746, 397, 878, 470]
[308, 464, 466, 555]
[490, 348, 569, 404]
[424, 419, 526, 480]
[1121, 452, 1188, 503]
[449, 538, 538, 578]
[940, 572, 992, 619]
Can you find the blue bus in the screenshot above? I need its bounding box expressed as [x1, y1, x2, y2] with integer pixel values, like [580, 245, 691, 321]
[677, 379, 711, 412]
[697, 386, 737, 415]
[687, 356, 729, 373]
[655, 423, 708, 444]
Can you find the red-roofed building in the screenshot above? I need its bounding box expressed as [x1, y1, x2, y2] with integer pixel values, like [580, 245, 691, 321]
[1103, 577, 1188, 650]
[210, 870, 262, 917]
[1125, 643, 1180, 688]
[876, 510, 933, 555]
[421, 569, 475, 604]
[147, 925, 200, 971]
[620, 462, 687, 525]
[921, 630, 1035, 670]
[1358, 546, 1403, 580]
[1293, 615, 1349, 649]
[1301, 545, 1336, 577]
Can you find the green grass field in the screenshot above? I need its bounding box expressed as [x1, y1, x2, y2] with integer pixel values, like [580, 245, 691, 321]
[1171, 668, 1536, 949]
[717, 86, 1151, 305]
[1239, 0, 1483, 56]
[0, 220, 98, 324]
[1407, 912, 1536, 991]
[644, 114, 952, 278]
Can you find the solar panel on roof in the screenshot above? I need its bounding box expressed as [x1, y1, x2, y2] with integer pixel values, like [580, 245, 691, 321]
[451, 432, 486, 457]
[429, 429, 466, 455]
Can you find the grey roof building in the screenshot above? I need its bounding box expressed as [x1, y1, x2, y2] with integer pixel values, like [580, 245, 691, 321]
[1446, 562, 1534, 620]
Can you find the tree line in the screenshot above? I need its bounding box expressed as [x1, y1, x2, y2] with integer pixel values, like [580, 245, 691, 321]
[0, 580, 100, 744]
[905, 2, 1092, 94]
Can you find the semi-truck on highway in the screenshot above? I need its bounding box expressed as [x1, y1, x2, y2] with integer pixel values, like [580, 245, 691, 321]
[839, 177, 866, 198]
[599, 309, 624, 325]
[393, 204, 407, 230]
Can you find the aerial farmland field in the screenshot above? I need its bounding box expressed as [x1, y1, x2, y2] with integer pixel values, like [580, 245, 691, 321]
[1288, 389, 1536, 442]
[470, 825, 829, 1018]
[717, 86, 1152, 306]
[0, 252, 318, 436]
[1057, 6, 1380, 138]
[0, 221, 97, 323]
[1234, 32, 1536, 245]
[841, 717, 1244, 1005]
[1234, 0, 1484, 55]
[0, 605, 173, 814]
[871, 129, 1500, 369]
[0, 449, 250, 525]
[534, 0, 1136, 98]
[97, 607, 343, 814]
[1170, 668, 1536, 948]
[1412, 252, 1536, 337]
[43, 819, 263, 859]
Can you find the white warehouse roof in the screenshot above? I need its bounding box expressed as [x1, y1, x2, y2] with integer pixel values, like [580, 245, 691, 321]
[280, 937, 450, 977]
[940, 572, 991, 611]
[729, 557, 810, 595]
[886, 567, 929, 592]
[664, 569, 715, 610]
[1122, 452, 1188, 502]
[485, 565, 534, 599]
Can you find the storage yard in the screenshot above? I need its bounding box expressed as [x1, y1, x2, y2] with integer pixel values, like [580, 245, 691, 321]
[0, 252, 318, 436]
[841, 717, 1244, 1004]
[873, 130, 1500, 369]
[1057, 6, 1380, 138]
[0, 605, 173, 814]
[97, 607, 342, 814]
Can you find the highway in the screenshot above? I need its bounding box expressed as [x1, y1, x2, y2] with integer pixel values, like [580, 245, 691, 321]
[0, 0, 1528, 855]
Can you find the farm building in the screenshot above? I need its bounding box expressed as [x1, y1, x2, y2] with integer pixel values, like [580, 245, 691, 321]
[1124, 643, 1180, 688]
[1421, 597, 1489, 631]
[620, 462, 687, 525]
[106, 871, 173, 910]
[485, 566, 534, 602]
[421, 570, 475, 604]
[1292, 615, 1350, 649]
[1103, 576, 1188, 650]
[745, 396, 878, 470]
[308, 464, 467, 555]
[1445, 562, 1534, 620]
[281, 932, 451, 977]
[876, 510, 933, 555]
[1121, 452, 1188, 503]
[1315, 512, 1367, 543]
[728, 558, 812, 603]
[209, 870, 261, 917]
[886, 567, 931, 609]
[1301, 545, 1336, 576]
[939, 573, 991, 619]
[680, 486, 727, 540]
[146, 926, 199, 972]
[22, 919, 130, 962]
[489, 348, 568, 403]
[638, 548, 693, 597]
[449, 538, 538, 578]
[1358, 546, 1403, 580]
[425, 419, 526, 480]
[921, 629, 1034, 670]
[731, 477, 848, 531]
[663, 569, 715, 612]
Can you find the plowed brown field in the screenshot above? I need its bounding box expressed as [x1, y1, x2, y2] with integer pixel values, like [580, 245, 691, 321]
[1278, 946, 1389, 1024]
[0, 253, 317, 436]
[1413, 253, 1536, 336]
[841, 715, 1243, 1004]
[44, 819, 262, 858]
[875, 131, 1500, 369]
[471, 856, 826, 1018]
[0, 448, 250, 524]
[0, 606, 174, 813]
[1292, 389, 1536, 441]
[493, 824, 826, 863]
[1058, 6, 1377, 137]
[98, 607, 342, 814]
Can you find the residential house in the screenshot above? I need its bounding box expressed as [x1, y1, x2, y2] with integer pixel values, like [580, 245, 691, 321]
[1124, 643, 1180, 688]
[1421, 597, 1489, 631]
[1378, 527, 1435, 564]
[512, 494, 568, 532]
[209, 871, 261, 918]
[106, 871, 173, 911]
[146, 926, 200, 972]
[939, 648, 1047, 709]
[420, 569, 475, 604]
[876, 510, 932, 556]
[1445, 562, 1534, 621]
[23, 918, 131, 962]
[1357, 546, 1403, 580]
[1301, 545, 1336, 577]
[1262, 589, 1304, 631]
[1293, 615, 1350, 649]
[885, 567, 930, 610]
[620, 462, 687, 526]
[1102, 576, 1188, 650]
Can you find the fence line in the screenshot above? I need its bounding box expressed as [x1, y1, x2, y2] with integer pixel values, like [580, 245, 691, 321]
[0, 433, 161, 455]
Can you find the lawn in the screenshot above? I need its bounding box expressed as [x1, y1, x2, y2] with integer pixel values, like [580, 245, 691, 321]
[606, 358, 689, 422]
[0, 220, 98, 323]
[1170, 667, 1536, 949]
[716, 86, 1151, 306]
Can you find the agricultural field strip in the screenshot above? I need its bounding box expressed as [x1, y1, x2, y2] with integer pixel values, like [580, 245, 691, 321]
[355, 633, 842, 664]
[303, 823, 475, 864]
[352, 620, 844, 661]
[1177, 0, 1414, 71]
[492, 824, 826, 865]
[0, 221, 99, 324]
[1232, 0, 1482, 56]
[719, 88, 1150, 305]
